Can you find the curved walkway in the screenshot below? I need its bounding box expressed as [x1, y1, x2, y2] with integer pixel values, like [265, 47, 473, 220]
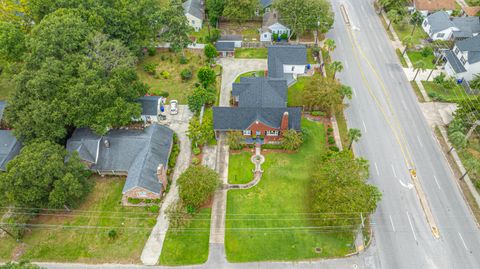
[227, 146, 265, 190]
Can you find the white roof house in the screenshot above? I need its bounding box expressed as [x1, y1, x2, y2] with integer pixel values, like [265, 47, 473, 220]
[422, 11, 480, 41]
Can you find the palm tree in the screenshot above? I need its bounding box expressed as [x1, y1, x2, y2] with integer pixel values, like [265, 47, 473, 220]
[323, 39, 336, 52]
[410, 11, 423, 35]
[348, 128, 362, 150]
[330, 61, 343, 79]
[412, 61, 427, 81]
[469, 74, 480, 90]
[402, 36, 414, 55]
[450, 131, 467, 149]
[340, 85, 353, 100]
[386, 9, 402, 31]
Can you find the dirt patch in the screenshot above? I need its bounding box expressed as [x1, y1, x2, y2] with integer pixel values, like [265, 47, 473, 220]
[218, 20, 262, 41]
[11, 243, 26, 261]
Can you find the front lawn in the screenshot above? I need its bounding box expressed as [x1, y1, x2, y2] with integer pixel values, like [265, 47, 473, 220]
[395, 48, 408, 68]
[422, 81, 466, 103]
[287, 76, 309, 107]
[410, 81, 425, 102]
[234, 48, 268, 59]
[137, 49, 220, 103]
[0, 177, 157, 263]
[234, 70, 265, 83]
[159, 208, 211, 265]
[392, 21, 428, 46]
[225, 119, 355, 262]
[407, 50, 436, 69]
[228, 151, 254, 184]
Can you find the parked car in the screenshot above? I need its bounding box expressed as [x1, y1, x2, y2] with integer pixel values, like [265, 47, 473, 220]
[170, 100, 178, 115]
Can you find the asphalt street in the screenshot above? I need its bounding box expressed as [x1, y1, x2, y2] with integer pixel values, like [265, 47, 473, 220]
[328, 0, 480, 268]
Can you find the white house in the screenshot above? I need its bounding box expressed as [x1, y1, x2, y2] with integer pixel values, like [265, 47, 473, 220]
[260, 11, 291, 42]
[444, 35, 480, 81]
[413, 0, 455, 17]
[183, 0, 204, 32]
[422, 11, 480, 41]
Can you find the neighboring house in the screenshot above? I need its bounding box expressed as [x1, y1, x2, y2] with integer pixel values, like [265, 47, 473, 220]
[462, 6, 480, 17]
[422, 11, 480, 41]
[217, 35, 243, 48]
[136, 96, 164, 123]
[0, 101, 21, 172]
[413, 0, 455, 16]
[215, 41, 235, 57]
[267, 45, 307, 85]
[213, 45, 306, 144]
[66, 124, 174, 203]
[183, 0, 204, 32]
[444, 35, 480, 81]
[260, 11, 291, 42]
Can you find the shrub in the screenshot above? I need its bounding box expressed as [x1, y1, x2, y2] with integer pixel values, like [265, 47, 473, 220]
[433, 73, 446, 84]
[108, 229, 118, 240]
[161, 70, 170, 79]
[311, 111, 326, 117]
[179, 55, 188, 64]
[272, 33, 279, 41]
[329, 146, 339, 152]
[160, 55, 166, 61]
[280, 33, 288, 40]
[192, 157, 200, 165]
[204, 44, 218, 60]
[327, 127, 334, 133]
[421, 46, 433, 57]
[145, 199, 152, 204]
[228, 131, 244, 150]
[208, 28, 221, 43]
[282, 129, 303, 150]
[128, 197, 143, 204]
[180, 68, 193, 80]
[149, 205, 160, 213]
[427, 91, 442, 101]
[328, 136, 335, 144]
[177, 166, 220, 209]
[197, 66, 216, 87]
[143, 63, 157, 75]
[193, 147, 201, 155]
[262, 143, 283, 150]
[147, 47, 156, 56]
[169, 136, 180, 168]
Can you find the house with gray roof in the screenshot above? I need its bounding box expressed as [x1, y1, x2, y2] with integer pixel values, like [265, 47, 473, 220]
[260, 11, 291, 42]
[183, 0, 204, 32]
[267, 45, 307, 85]
[422, 11, 480, 41]
[136, 96, 165, 123]
[0, 101, 21, 172]
[66, 124, 174, 203]
[444, 35, 480, 81]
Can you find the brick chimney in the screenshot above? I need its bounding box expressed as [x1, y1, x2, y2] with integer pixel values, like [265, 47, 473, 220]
[280, 112, 289, 130]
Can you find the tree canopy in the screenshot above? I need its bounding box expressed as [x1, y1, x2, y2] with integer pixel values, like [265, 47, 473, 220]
[177, 165, 220, 209]
[303, 75, 343, 115]
[223, 0, 258, 23]
[0, 22, 26, 63]
[274, 0, 333, 40]
[0, 141, 91, 209]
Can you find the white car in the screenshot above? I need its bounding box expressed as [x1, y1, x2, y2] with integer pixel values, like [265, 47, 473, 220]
[170, 100, 178, 115]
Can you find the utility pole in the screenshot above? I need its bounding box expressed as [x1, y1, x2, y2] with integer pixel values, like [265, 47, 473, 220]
[426, 53, 443, 81]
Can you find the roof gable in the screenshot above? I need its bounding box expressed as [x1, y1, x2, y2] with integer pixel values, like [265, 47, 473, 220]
[232, 77, 287, 108]
[267, 45, 307, 78]
[183, 0, 204, 20]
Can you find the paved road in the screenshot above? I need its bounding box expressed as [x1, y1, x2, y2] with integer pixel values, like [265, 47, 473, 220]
[328, 0, 480, 268]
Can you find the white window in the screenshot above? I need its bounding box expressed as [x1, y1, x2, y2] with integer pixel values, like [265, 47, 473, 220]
[461, 56, 467, 65]
[266, 130, 279, 136]
[243, 130, 251, 135]
[138, 191, 147, 198]
[437, 33, 445, 38]
[455, 47, 460, 55]
[423, 20, 427, 27]
[264, 34, 267, 38]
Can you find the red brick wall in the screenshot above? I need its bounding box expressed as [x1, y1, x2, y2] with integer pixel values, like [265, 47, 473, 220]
[244, 121, 283, 143]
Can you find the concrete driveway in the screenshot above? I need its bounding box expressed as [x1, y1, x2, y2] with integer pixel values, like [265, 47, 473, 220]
[217, 58, 267, 106]
[140, 105, 193, 265]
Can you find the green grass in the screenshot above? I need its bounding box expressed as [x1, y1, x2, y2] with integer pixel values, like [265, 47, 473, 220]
[225, 119, 355, 262]
[228, 151, 254, 184]
[234, 70, 265, 83]
[306, 48, 316, 64]
[137, 49, 215, 103]
[421, 81, 466, 103]
[189, 23, 212, 43]
[234, 48, 268, 59]
[392, 21, 428, 46]
[0, 72, 14, 100]
[457, 135, 480, 191]
[0, 177, 157, 263]
[407, 50, 436, 69]
[159, 208, 211, 265]
[287, 76, 310, 107]
[335, 111, 349, 147]
[395, 49, 408, 68]
[410, 81, 425, 102]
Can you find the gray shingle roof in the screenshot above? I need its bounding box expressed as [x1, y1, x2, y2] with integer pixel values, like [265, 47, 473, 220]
[232, 77, 287, 108]
[137, 96, 160, 116]
[218, 35, 243, 41]
[213, 107, 302, 131]
[260, 0, 273, 8]
[426, 11, 454, 34]
[456, 35, 480, 64]
[183, 0, 204, 20]
[0, 130, 21, 171]
[445, 50, 467, 73]
[215, 41, 235, 52]
[267, 45, 307, 78]
[452, 17, 480, 38]
[67, 124, 173, 194]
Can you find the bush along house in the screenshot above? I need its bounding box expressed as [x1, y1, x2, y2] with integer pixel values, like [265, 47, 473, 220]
[213, 45, 306, 144]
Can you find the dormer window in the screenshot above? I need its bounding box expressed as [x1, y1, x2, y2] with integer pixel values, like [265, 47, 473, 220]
[461, 56, 467, 65]
[455, 47, 460, 55]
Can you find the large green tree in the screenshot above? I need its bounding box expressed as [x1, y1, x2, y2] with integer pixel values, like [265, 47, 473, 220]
[0, 141, 91, 209]
[177, 166, 220, 209]
[206, 0, 226, 25]
[0, 22, 26, 63]
[223, 0, 258, 23]
[274, 0, 333, 41]
[310, 151, 381, 226]
[303, 75, 343, 115]
[160, 0, 192, 53]
[5, 10, 147, 143]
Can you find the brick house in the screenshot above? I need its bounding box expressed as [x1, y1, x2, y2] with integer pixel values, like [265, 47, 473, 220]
[66, 124, 174, 203]
[213, 45, 306, 144]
